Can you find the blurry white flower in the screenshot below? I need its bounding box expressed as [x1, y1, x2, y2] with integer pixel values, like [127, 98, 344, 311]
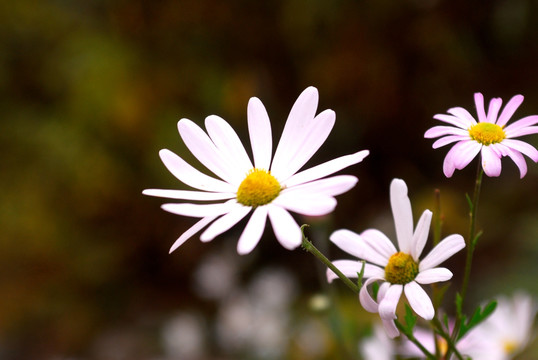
[360, 323, 395, 360]
[161, 312, 206, 359]
[144, 86, 368, 254]
[192, 246, 239, 300]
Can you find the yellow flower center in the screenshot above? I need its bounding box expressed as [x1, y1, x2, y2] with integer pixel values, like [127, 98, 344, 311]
[384, 252, 419, 285]
[503, 340, 518, 354]
[236, 168, 281, 207]
[468, 123, 506, 145]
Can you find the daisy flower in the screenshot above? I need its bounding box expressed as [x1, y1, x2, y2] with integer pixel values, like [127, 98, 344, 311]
[327, 178, 465, 338]
[425, 93, 538, 178]
[144, 87, 369, 255]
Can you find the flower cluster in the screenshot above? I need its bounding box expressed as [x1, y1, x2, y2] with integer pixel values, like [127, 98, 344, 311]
[145, 88, 538, 358]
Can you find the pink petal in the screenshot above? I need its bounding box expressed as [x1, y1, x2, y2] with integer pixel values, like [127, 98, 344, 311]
[359, 278, 383, 313]
[329, 229, 367, 259]
[502, 139, 538, 162]
[237, 206, 268, 255]
[404, 281, 434, 320]
[424, 126, 469, 138]
[382, 318, 400, 339]
[390, 179, 413, 253]
[481, 146, 502, 177]
[486, 97, 503, 124]
[379, 284, 403, 320]
[496, 95, 524, 127]
[503, 115, 538, 136]
[452, 140, 482, 170]
[437, 110, 476, 128]
[474, 93, 488, 123]
[432, 135, 469, 149]
[419, 234, 465, 271]
[247, 97, 273, 169]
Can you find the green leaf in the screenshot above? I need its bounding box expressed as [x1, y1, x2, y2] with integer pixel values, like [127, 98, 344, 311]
[356, 260, 366, 288]
[458, 300, 497, 340]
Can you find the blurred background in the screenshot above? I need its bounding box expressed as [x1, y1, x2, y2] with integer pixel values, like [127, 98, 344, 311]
[2, 0, 538, 359]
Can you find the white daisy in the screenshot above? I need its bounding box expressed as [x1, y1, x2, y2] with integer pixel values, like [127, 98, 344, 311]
[327, 178, 465, 338]
[144, 87, 369, 255]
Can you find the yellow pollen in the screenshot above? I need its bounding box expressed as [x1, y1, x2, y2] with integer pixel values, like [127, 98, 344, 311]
[237, 168, 281, 207]
[468, 122, 506, 145]
[385, 252, 419, 285]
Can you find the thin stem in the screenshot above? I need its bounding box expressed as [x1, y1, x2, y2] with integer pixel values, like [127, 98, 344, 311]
[447, 162, 484, 359]
[432, 317, 464, 360]
[300, 225, 360, 294]
[460, 165, 483, 302]
[394, 320, 437, 360]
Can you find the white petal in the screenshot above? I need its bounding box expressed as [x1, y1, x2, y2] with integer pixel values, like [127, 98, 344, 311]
[326, 260, 384, 283]
[415, 267, 453, 284]
[159, 149, 235, 192]
[247, 97, 273, 169]
[496, 94, 524, 127]
[481, 146, 502, 177]
[284, 150, 369, 188]
[161, 200, 238, 218]
[281, 175, 358, 197]
[267, 205, 302, 250]
[271, 87, 319, 177]
[237, 206, 268, 255]
[411, 210, 432, 261]
[390, 179, 413, 253]
[177, 119, 242, 185]
[360, 278, 383, 313]
[142, 188, 236, 201]
[379, 284, 403, 320]
[329, 229, 368, 259]
[419, 234, 465, 271]
[272, 109, 335, 181]
[404, 281, 434, 320]
[273, 194, 337, 216]
[169, 216, 217, 253]
[382, 318, 400, 339]
[205, 115, 253, 173]
[360, 229, 397, 265]
[200, 205, 251, 242]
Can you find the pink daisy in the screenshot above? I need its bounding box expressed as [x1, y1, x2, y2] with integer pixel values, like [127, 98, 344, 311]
[425, 93, 538, 178]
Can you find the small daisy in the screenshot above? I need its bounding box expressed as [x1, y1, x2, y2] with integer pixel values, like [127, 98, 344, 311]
[144, 87, 369, 255]
[425, 93, 538, 178]
[327, 178, 465, 338]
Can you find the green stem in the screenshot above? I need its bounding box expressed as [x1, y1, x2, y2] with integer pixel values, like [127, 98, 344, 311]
[300, 225, 360, 294]
[447, 162, 484, 359]
[394, 320, 437, 360]
[432, 317, 464, 360]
